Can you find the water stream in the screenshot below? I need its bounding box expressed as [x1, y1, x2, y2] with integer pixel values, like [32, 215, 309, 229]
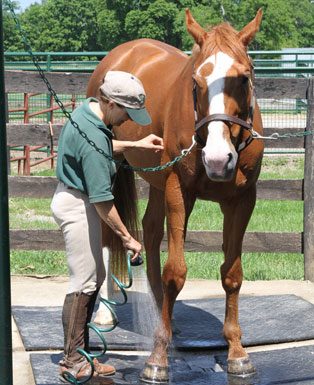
[129, 264, 161, 351]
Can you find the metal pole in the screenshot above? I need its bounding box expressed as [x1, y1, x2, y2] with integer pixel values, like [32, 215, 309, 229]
[0, 1, 13, 384]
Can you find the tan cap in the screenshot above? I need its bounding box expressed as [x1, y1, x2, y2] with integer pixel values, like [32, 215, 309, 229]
[100, 70, 152, 126]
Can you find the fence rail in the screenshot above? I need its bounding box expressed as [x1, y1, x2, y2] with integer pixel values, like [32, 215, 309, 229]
[4, 50, 314, 75]
[5, 71, 314, 280]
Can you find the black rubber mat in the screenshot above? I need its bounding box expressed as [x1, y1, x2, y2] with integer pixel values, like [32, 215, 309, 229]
[12, 295, 314, 351]
[30, 345, 314, 385]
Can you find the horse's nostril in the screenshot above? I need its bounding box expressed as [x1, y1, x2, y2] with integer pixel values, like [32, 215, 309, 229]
[227, 153, 233, 163]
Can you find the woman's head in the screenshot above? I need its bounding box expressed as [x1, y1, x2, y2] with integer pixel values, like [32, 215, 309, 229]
[99, 71, 152, 126]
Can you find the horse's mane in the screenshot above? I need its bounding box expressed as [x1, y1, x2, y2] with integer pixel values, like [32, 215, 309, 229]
[191, 22, 250, 66]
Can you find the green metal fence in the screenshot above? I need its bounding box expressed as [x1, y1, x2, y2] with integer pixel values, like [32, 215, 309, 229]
[4, 50, 314, 75]
[5, 50, 313, 141]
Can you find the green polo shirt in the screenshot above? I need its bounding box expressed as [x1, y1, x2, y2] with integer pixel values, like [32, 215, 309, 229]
[56, 97, 116, 203]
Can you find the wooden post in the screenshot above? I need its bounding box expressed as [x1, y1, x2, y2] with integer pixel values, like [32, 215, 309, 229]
[304, 77, 314, 281]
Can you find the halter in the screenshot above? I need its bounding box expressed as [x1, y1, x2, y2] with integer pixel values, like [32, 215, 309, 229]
[193, 75, 257, 152]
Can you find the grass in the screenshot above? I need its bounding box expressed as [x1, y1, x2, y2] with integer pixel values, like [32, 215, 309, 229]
[9, 155, 305, 279]
[260, 155, 304, 180]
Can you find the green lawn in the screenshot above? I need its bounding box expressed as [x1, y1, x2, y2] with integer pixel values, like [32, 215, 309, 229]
[9, 155, 305, 279]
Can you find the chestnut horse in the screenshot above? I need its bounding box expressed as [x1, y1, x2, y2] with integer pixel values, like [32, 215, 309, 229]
[87, 8, 264, 383]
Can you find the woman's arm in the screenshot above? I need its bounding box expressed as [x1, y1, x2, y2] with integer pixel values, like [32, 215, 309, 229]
[112, 134, 164, 154]
[94, 200, 141, 260]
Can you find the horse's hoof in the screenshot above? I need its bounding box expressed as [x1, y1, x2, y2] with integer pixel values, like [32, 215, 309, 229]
[227, 373, 257, 385]
[139, 363, 169, 383]
[227, 357, 256, 377]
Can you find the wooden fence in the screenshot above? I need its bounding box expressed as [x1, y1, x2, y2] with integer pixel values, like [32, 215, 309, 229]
[5, 71, 314, 280]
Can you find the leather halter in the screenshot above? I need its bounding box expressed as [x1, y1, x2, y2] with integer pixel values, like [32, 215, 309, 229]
[193, 75, 256, 152]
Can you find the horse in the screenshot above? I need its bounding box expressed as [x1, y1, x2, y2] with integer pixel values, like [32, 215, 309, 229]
[87, 8, 264, 383]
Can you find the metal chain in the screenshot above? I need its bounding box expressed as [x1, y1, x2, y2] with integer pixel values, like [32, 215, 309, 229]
[5, 0, 195, 173]
[6, 0, 313, 165]
[252, 128, 314, 140]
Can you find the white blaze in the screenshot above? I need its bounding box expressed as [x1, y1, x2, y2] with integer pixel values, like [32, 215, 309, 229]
[197, 52, 238, 180]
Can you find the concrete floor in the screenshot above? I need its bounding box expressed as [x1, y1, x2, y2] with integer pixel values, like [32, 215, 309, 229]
[10, 275, 314, 385]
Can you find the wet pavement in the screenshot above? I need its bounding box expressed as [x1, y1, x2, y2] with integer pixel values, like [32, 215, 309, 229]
[11, 276, 314, 385]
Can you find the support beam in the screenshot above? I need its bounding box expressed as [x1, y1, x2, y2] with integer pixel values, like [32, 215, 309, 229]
[304, 78, 314, 281]
[0, 1, 13, 384]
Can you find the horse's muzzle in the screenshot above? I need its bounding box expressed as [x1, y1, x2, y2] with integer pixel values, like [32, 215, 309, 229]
[202, 150, 237, 181]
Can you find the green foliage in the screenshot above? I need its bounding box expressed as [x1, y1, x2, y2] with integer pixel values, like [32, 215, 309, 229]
[4, 0, 314, 53]
[97, 9, 123, 50]
[125, 0, 179, 43]
[3, 1, 24, 51]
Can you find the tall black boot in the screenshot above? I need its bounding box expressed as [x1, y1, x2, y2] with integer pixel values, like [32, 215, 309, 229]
[84, 288, 99, 352]
[61, 291, 91, 367]
[60, 290, 115, 382]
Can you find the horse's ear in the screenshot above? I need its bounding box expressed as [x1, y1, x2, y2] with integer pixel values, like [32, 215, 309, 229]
[185, 8, 207, 47]
[238, 8, 263, 47]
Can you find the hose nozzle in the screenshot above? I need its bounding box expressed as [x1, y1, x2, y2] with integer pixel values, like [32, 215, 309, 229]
[127, 250, 144, 266]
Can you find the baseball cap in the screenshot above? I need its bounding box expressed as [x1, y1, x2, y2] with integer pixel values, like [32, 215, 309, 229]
[100, 70, 152, 126]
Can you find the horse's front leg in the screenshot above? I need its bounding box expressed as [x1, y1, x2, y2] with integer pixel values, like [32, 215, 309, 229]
[141, 173, 192, 383]
[220, 185, 257, 377]
[143, 186, 165, 310]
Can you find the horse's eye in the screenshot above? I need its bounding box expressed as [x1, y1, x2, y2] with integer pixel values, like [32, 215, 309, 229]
[242, 76, 249, 84]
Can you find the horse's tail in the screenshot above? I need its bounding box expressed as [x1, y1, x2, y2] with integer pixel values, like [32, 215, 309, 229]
[102, 163, 139, 283]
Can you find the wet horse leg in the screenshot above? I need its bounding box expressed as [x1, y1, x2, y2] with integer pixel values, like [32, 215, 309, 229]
[220, 184, 257, 376]
[143, 186, 165, 310]
[141, 173, 195, 383]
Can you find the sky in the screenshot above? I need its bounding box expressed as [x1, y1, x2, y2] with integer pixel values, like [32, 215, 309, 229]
[18, 0, 39, 11]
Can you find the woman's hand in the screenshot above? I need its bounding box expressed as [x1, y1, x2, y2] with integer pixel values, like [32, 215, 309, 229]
[135, 134, 164, 152]
[122, 235, 142, 261]
[112, 134, 164, 154]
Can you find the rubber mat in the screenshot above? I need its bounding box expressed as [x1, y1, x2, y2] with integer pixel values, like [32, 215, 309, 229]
[12, 295, 314, 351]
[30, 345, 314, 385]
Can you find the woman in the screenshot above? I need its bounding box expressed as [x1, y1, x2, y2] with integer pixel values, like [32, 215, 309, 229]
[51, 70, 163, 382]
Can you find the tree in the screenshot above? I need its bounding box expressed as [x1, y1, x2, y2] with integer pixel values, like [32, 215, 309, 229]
[3, 1, 25, 51]
[7, 0, 102, 52]
[289, 0, 314, 47]
[233, 0, 300, 50]
[4, 0, 314, 52]
[125, 0, 179, 44]
[174, 5, 222, 50]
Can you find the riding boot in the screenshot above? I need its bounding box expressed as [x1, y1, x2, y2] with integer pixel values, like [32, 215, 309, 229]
[59, 291, 116, 381]
[60, 292, 91, 376]
[84, 288, 116, 377]
[84, 288, 99, 353]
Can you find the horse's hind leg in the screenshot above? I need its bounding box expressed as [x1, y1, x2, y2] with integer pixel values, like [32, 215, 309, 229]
[220, 184, 257, 377]
[141, 173, 195, 383]
[142, 186, 165, 309]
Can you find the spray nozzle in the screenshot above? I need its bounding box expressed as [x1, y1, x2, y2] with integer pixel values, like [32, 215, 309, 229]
[127, 250, 144, 266]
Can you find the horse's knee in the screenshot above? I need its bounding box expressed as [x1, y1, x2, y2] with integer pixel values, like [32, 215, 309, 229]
[220, 259, 243, 293]
[162, 263, 187, 294]
[222, 276, 242, 293]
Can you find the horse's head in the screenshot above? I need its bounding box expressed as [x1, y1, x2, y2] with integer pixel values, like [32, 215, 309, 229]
[186, 9, 262, 182]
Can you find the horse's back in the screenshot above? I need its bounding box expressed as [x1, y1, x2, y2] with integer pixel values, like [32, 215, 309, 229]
[87, 38, 188, 99]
